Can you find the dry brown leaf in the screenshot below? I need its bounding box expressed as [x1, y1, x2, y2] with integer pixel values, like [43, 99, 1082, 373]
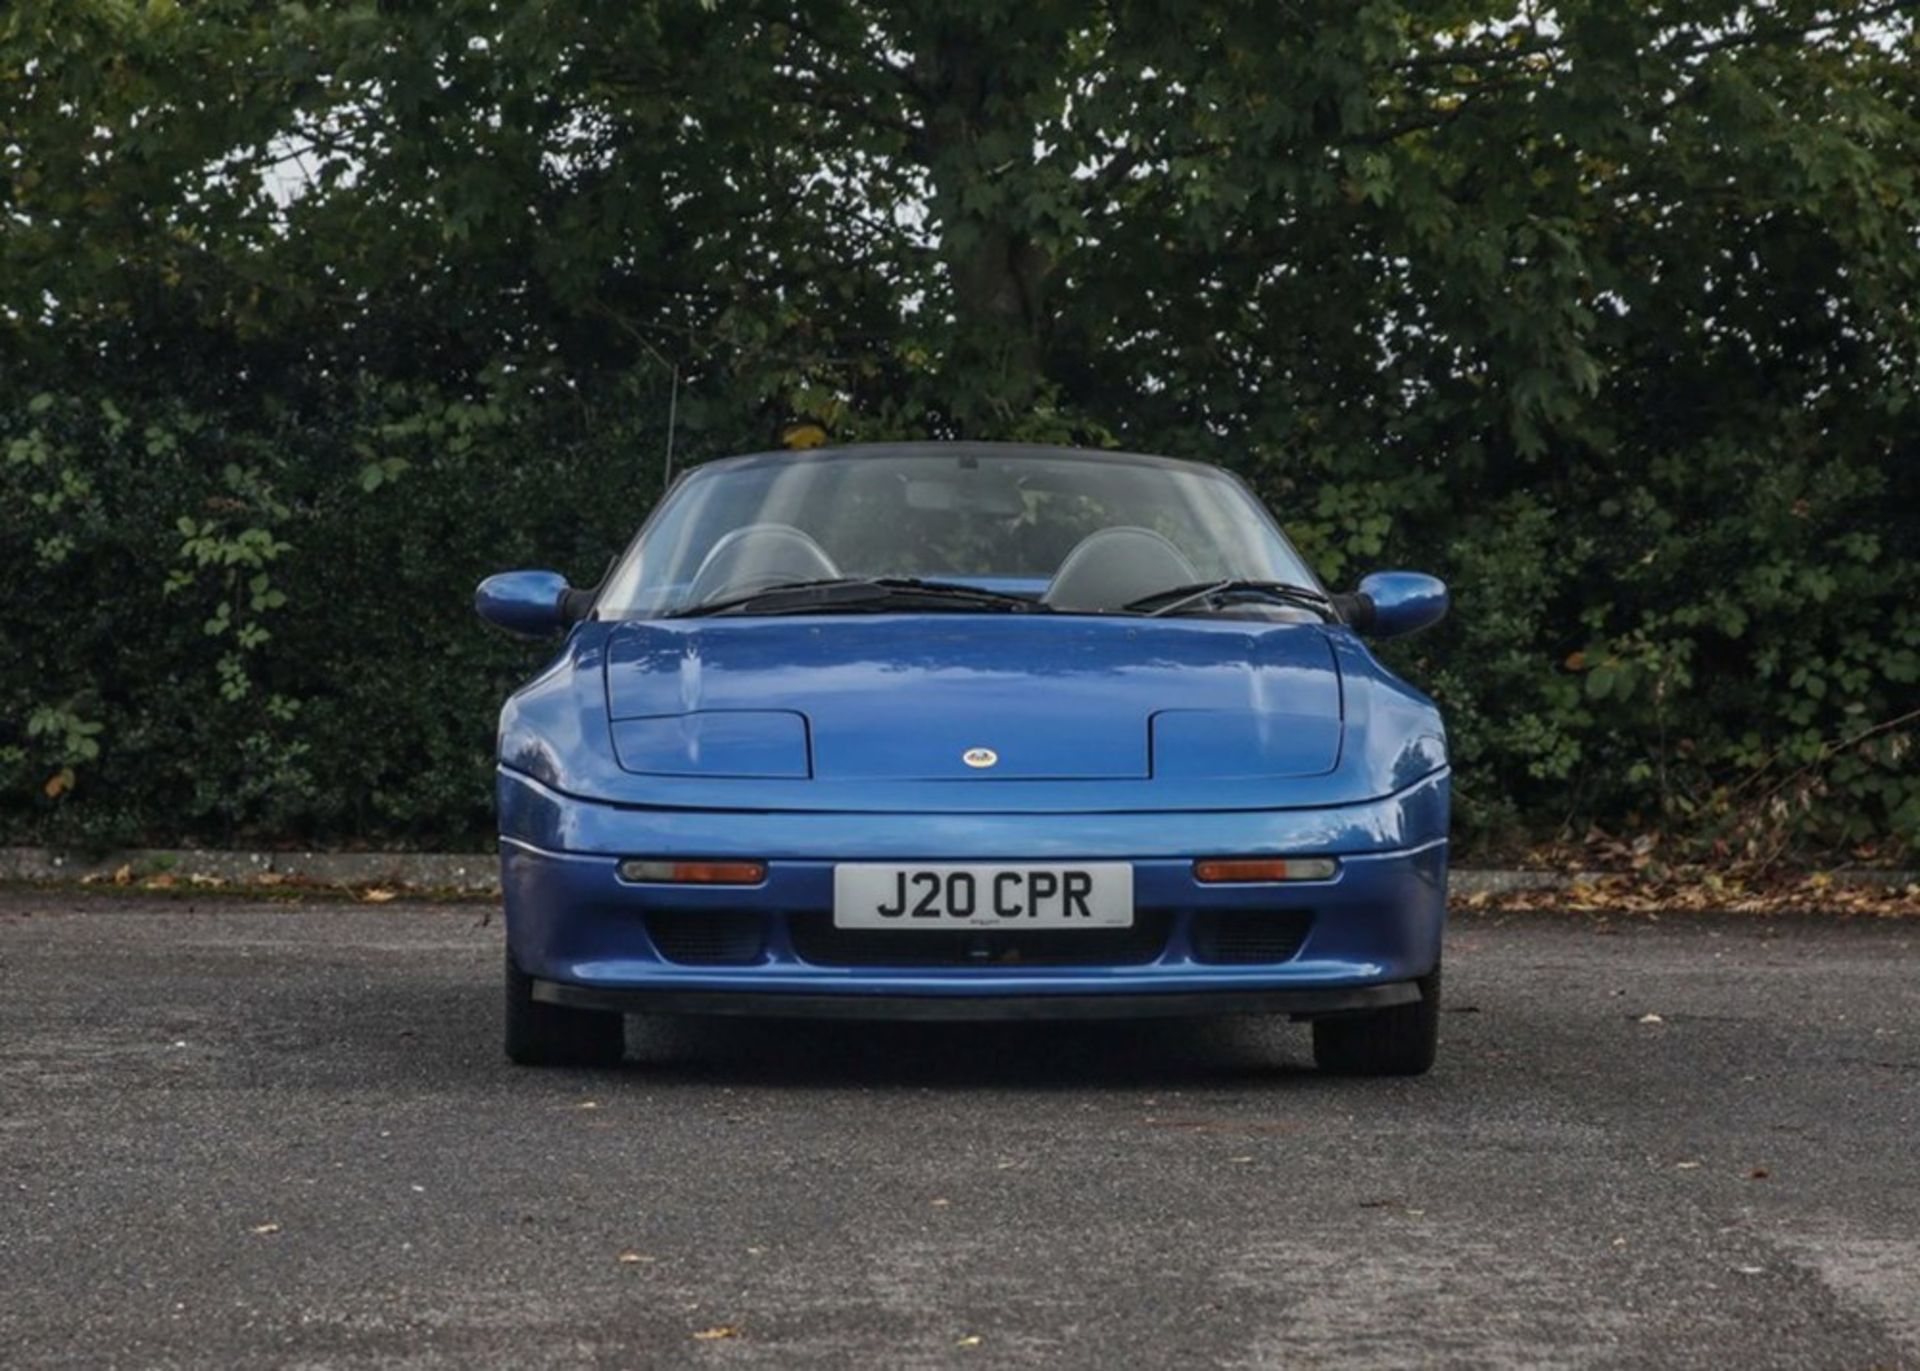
[43, 768, 75, 799]
[359, 887, 398, 904]
[616, 1250, 653, 1264]
[251, 1222, 281, 1235]
[692, 1325, 740, 1341]
[956, 1335, 984, 1348]
[1459, 861, 1920, 918]
[112, 863, 133, 886]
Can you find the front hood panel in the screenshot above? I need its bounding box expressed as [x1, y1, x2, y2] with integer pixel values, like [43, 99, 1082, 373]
[603, 616, 1341, 782]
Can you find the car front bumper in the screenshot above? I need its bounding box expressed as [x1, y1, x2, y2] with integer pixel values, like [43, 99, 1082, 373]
[498, 767, 1449, 1013]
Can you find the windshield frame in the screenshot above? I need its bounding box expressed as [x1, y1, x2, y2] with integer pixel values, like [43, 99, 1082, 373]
[585, 443, 1323, 621]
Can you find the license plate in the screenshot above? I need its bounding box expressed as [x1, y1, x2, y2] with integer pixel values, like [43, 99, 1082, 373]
[833, 864, 1134, 929]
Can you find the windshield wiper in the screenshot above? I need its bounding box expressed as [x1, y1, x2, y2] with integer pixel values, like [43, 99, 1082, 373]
[669, 577, 1046, 618]
[1120, 579, 1337, 619]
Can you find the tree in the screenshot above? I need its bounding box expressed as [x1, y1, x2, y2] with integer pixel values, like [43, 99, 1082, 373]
[3, 1, 1916, 855]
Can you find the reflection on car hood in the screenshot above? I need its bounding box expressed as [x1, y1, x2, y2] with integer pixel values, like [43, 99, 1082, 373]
[603, 616, 1342, 781]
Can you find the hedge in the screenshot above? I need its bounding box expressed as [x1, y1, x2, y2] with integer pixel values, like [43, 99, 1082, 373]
[4, 1, 1915, 859]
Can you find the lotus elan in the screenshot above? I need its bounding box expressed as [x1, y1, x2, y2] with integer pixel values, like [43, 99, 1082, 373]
[477, 443, 1451, 1073]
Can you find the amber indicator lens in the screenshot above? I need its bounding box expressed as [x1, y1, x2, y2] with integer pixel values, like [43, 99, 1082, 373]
[1193, 857, 1338, 884]
[618, 859, 767, 885]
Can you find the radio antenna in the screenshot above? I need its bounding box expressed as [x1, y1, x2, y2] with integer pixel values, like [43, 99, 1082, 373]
[661, 363, 681, 491]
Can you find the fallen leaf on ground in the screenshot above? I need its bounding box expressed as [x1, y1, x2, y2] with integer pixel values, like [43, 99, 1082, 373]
[616, 1250, 654, 1264]
[929, 1197, 951, 1207]
[1455, 857, 1920, 917]
[956, 1335, 983, 1347]
[251, 1222, 281, 1235]
[1748, 1167, 1771, 1180]
[1675, 1161, 1702, 1170]
[359, 887, 397, 904]
[1637, 1013, 1665, 1024]
[692, 1325, 740, 1341]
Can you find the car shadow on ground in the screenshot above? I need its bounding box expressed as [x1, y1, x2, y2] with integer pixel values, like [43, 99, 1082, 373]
[616, 1013, 1330, 1090]
[264, 971, 1436, 1093]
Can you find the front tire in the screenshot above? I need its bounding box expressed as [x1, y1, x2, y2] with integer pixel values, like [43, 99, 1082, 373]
[504, 951, 625, 1067]
[1312, 966, 1440, 1076]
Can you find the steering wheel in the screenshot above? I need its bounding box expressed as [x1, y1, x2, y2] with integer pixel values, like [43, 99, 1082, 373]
[684, 523, 842, 606]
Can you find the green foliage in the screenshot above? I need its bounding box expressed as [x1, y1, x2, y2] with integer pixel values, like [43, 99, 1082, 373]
[3, 0, 1916, 858]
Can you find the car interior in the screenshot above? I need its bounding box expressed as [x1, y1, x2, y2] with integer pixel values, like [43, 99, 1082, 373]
[678, 520, 1305, 617]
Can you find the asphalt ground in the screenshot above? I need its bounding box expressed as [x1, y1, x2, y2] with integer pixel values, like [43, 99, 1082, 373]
[1, 891, 1915, 1369]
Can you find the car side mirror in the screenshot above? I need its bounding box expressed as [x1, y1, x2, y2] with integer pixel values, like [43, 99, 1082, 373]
[475, 570, 588, 637]
[1339, 571, 1448, 639]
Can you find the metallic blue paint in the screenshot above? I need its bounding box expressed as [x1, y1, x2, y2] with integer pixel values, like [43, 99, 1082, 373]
[610, 711, 811, 778]
[499, 616, 1438, 811]
[500, 834, 1445, 997]
[483, 470, 1452, 1014]
[488, 617, 1449, 1005]
[497, 766, 1450, 859]
[1357, 570, 1450, 639]
[475, 569, 572, 637]
[1151, 709, 1342, 779]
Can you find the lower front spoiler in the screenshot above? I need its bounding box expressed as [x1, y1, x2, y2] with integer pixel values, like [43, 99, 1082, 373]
[533, 978, 1421, 1022]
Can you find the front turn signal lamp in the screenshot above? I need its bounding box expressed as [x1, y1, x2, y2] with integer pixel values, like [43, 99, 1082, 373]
[1193, 857, 1339, 884]
[618, 859, 767, 885]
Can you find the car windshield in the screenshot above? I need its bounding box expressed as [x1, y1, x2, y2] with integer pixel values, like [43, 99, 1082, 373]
[596, 447, 1317, 617]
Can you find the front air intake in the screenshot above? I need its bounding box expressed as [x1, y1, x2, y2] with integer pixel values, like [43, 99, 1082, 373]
[789, 910, 1174, 967]
[644, 911, 766, 965]
[1187, 911, 1314, 964]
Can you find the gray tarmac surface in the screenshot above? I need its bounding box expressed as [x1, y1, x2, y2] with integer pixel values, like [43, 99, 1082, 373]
[1, 891, 1915, 1368]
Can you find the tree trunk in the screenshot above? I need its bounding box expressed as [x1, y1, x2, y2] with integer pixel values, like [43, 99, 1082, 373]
[913, 27, 1055, 431]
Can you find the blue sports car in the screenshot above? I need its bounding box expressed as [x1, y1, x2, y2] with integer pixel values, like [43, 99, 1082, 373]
[476, 443, 1451, 1073]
